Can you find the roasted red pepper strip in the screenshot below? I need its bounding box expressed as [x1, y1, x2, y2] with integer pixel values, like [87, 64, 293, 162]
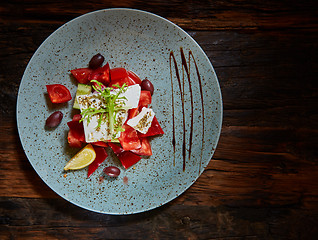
[117, 151, 141, 169]
[108, 143, 142, 169]
[67, 130, 82, 148]
[87, 146, 108, 178]
[67, 120, 85, 142]
[67, 117, 85, 148]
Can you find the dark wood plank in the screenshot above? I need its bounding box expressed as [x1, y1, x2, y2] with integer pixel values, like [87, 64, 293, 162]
[1, 0, 317, 30]
[1, 197, 318, 239]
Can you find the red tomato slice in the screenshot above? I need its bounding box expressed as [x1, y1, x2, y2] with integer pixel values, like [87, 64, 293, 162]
[109, 68, 139, 87]
[139, 90, 152, 108]
[110, 68, 128, 81]
[131, 137, 152, 156]
[70, 68, 93, 84]
[46, 84, 72, 104]
[138, 116, 164, 137]
[127, 71, 142, 84]
[88, 62, 110, 85]
[87, 146, 108, 178]
[109, 77, 135, 88]
[118, 124, 141, 151]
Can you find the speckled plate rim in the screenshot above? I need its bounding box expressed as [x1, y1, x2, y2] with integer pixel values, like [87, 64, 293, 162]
[16, 8, 223, 215]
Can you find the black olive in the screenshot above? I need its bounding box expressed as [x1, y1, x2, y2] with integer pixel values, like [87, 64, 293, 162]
[89, 53, 105, 69]
[140, 79, 154, 95]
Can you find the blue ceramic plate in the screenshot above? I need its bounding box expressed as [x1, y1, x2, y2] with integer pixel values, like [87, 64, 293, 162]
[17, 9, 222, 214]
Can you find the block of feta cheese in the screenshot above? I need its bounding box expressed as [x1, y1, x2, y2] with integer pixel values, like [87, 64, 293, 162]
[126, 107, 155, 134]
[113, 84, 141, 109]
[77, 84, 141, 142]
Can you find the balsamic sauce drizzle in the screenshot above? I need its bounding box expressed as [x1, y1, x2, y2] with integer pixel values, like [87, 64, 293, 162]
[189, 51, 205, 173]
[169, 50, 186, 170]
[180, 48, 194, 164]
[169, 52, 177, 166]
[169, 47, 203, 172]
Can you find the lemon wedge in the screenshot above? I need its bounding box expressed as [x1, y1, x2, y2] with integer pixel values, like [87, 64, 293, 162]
[64, 144, 96, 170]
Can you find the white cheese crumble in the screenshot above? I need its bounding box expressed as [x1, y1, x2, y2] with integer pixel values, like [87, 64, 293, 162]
[126, 107, 155, 134]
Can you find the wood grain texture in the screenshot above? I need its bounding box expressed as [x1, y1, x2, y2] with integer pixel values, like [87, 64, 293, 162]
[1, 197, 317, 239]
[1, 0, 318, 239]
[1, 0, 317, 30]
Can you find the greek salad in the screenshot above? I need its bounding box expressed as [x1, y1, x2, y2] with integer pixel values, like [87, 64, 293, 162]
[45, 53, 164, 178]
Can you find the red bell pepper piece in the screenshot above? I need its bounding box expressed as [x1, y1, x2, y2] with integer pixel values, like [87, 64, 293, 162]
[87, 146, 108, 178]
[67, 117, 85, 148]
[67, 130, 82, 148]
[108, 143, 141, 169]
[117, 151, 141, 169]
[67, 120, 85, 142]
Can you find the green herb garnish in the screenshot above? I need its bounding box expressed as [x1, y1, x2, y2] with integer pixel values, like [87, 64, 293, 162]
[80, 80, 129, 138]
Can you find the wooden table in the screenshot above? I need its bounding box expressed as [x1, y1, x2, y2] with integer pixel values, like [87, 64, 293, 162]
[1, 1, 318, 239]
